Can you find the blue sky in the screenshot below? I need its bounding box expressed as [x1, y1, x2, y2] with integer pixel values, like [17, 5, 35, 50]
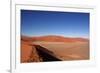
[21, 10, 89, 38]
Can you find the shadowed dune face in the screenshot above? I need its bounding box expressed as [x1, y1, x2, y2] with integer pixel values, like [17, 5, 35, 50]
[21, 35, 89, 63]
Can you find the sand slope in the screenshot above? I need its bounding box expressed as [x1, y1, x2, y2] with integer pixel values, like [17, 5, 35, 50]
[21, 35, 89, 63]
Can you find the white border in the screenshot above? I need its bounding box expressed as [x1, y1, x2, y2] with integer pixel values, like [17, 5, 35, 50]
[11, 4, 96, 73]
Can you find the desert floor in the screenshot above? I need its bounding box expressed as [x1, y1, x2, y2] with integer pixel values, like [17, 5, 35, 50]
[33, 41, 89, 61]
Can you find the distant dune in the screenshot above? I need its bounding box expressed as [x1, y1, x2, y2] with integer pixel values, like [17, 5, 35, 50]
[21, 35, 88, 43]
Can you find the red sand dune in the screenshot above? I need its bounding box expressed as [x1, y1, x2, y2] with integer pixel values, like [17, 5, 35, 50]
[21, 35, 89, 63]
[22, 35, 88, 43]
[21, 40, 42, 63]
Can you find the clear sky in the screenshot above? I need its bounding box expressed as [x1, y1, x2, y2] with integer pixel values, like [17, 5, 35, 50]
[21, 10, 89, 38]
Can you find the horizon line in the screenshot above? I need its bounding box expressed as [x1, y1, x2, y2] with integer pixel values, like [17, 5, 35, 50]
[21, 34, 89, 39]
